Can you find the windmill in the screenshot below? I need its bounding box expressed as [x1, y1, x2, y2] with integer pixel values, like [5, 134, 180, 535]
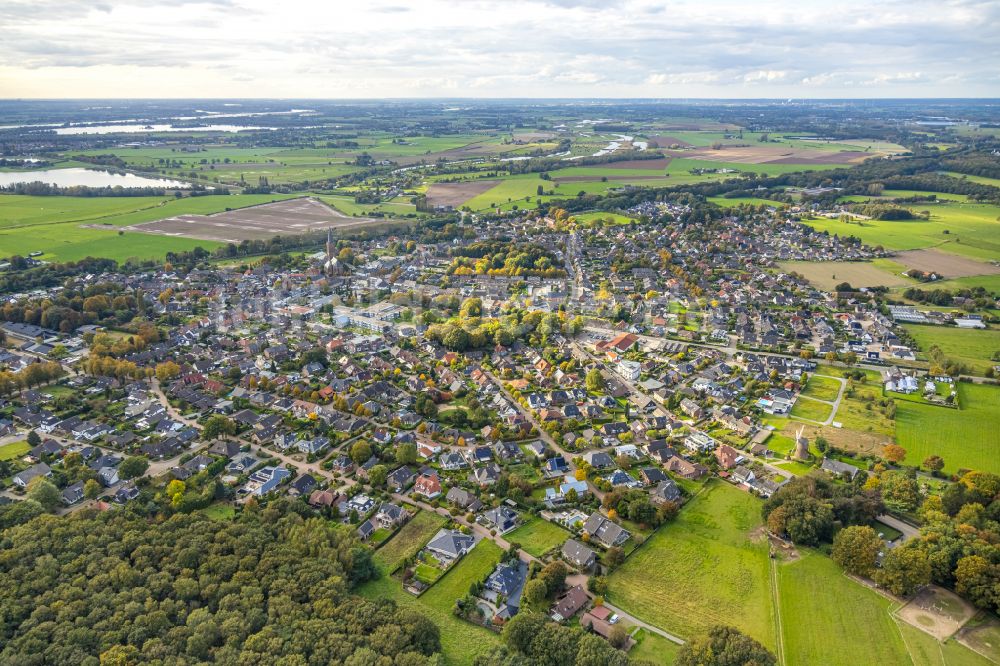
[794, 425, 810, 461]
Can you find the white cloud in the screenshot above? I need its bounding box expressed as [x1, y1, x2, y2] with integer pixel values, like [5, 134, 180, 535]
[0, 0, 997, 97]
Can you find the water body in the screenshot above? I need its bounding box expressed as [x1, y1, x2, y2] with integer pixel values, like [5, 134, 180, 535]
[53, 124, 277, 135]
[0, 168, 192, 188]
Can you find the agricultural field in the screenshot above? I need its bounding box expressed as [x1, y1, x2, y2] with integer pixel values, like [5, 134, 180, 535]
[800, 202, 1000, 263]
[373, 509, 447, 574]
[903, 324, 1000, 375]
[506, 516, 571, 557]
[0, 193, 299, 262]
[896, 382, 1000, 475]
[359, 538, 502, 665]
[779, 260, 912, 291]
[707, 196, 786, 208]
[607, 480, 777, 649]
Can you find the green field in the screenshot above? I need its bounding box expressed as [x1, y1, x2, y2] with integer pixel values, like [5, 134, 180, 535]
[897, 382, 1000, 475]
[197, 503, 236, 521]
[790, 397, 833, 423]
[800, 202, 1000, 262]
[506, 516, 571, 557]
[373, 509, 447, 574]
[707, 196, 786, 208]
[903, 324, 1000, 375]
[629, 628, 681, 664]
[0, 193, 298, 262]
[358, 538, 502, 665]
[802, 375, 843, 402]
[0, 440, 29, 461]
[607, 480, 777, 649]
[777, 551, 907, 665]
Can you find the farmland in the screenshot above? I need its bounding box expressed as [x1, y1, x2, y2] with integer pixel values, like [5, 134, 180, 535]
[903, 324, 1000, 375]
[506, 516, 571, 557]
[373, 509, 447, 574]
[359, 538, 502, 665]
[780, 259, 912, 291]
[0, 193, 301, 263]
[607, 480, 777, 649]
[896, 382, 1000, 475]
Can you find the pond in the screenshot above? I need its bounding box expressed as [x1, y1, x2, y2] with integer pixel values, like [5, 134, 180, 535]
[0, 168, 193, 188]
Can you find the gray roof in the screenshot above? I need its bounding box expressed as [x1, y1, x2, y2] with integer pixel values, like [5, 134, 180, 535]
[426, 529, 476, 558]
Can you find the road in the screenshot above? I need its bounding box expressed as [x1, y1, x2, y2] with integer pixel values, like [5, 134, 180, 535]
[601, 601, 685, 645]
[876, 514, 920, 544]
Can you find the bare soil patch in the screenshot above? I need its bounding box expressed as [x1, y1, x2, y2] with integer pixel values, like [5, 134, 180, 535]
[896, 248, 1000, 278]
[130, 197, 377, 243]
[667, 145, 872, 165]
[896, 586, 977, 640]
[425, 180, 500, 208]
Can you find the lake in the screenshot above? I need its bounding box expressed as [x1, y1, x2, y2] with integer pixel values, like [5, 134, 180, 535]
[0, 168, 193, 188]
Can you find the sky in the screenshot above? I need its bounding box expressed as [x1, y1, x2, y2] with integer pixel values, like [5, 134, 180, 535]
[1, 0, 999, 99]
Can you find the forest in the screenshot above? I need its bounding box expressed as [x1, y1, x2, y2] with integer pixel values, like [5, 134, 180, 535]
[0, 501, 443, 665]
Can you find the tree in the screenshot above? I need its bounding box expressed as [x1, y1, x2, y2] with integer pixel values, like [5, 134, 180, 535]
[607, 624, 629, 649]
[395, 443, 418, 465]
[155, 361, 182, 382]
[368, 464, 388, 488]
[118, 456, 149, 480]
[539, 560, 568, 594]
[585, 369, 604, 393]
[203, 415, 237, 440]
[875, 544, 931, 596]
[26, 430, 40, 446]
[880, 471, 921, 512]
[954, 555, 999, 610]
[27, 476, 60, 511]
[922, 455, 945, 473]
[350, 440, 373, 465]
[523, 578, 547, 605]
[832, 525, 881, 577]
[676, 625, 776, 666]
[84, 479, 102, 500]
[882, 444, 907, 464]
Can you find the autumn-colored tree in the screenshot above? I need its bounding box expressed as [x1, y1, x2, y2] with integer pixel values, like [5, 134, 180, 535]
[882, 444, 907, 464]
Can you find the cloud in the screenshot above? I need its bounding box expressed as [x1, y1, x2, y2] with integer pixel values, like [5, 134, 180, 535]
[0, 0, 997, 97]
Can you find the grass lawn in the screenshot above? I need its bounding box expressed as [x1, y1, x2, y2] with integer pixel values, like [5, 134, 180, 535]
[358, 539, 502, 665]
[506, 516, 571, 557]
[802, 375, 842, 402]
[197, 503, 236, 521]
[370, 527, 393, 546]
[896, 619, 995, 666]
[374, 510, 447, 574]
[773, 460, 818, 476]
[871, 520, 904, 542]
[0, 440, 29, 461]
[414, 563, 443, 585]
[607, 480, 777, 649]
[777, 551, 909, 666]
[790, 397, 833, 423]
[903, 324, 1000, 376]
[629, 628, 681, 664]
[897, 382, 1000, 475]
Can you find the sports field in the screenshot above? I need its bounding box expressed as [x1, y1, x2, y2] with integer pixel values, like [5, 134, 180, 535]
[896, 382, 1000, 475]
[607, 480, 777, 649]
[903, 324, 1000, 375]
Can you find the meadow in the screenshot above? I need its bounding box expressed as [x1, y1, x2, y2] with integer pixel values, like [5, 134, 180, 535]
[373, 509, 447, 574]
[896, 382, 1000, 475]
[506, 516, 571, 557]
[0, 440, 29, 461]
[358, 538, 502, 665]
[790, 397, 833, 423]
[802, 375, 843, 402]
[903, 324, 1000, 375]
[607, 480, 777, 649]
